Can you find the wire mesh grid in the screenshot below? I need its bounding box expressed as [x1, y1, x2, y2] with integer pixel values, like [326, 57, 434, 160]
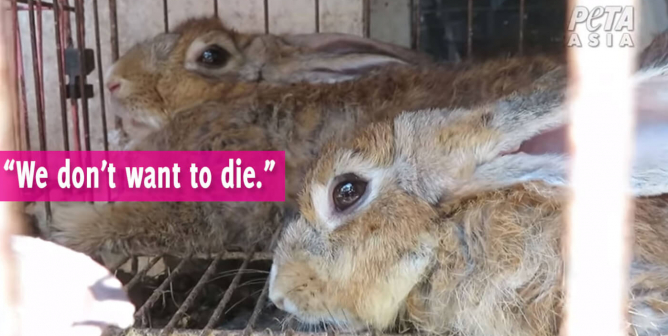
[6, 1, 552, 335]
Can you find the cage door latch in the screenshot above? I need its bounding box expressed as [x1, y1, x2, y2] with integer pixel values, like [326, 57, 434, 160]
[64, 47, 95, 100]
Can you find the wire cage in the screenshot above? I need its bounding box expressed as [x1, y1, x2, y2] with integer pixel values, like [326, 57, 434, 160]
[1, 0, 641, 336]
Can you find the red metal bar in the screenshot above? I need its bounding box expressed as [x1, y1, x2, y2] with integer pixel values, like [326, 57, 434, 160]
[16, 0, 75, 11]
[52, 0, 69, 150]
[59, 0, 81, 151]
[27, 0, 47, 151]
[11, 0, 27, 151]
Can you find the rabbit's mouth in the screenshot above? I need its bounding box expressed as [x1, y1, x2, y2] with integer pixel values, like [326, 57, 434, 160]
[130, 118, 151, 129]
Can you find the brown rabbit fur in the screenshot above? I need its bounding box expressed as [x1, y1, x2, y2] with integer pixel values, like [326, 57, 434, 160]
[267, 64, 668, 336]
[46, 16, 566, 257]
[47, 20, 668, 258]
[105, 16, 564, 147]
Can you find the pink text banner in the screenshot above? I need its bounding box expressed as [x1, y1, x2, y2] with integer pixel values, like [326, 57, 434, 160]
[0, 151, 286, 202]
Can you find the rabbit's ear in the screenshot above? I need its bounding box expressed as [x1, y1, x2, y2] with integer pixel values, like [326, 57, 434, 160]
[259, 33, 433, 84]
[636, 70, 668, 122]
[395, 65, 668, 203]
[393, 68, 569, 203]
[468, 65, 668, 198]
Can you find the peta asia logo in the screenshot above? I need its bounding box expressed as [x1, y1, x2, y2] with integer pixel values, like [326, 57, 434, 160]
[566, 6, 635, 48]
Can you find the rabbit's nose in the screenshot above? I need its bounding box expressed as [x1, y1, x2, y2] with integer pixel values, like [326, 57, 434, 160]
[107, 80, 121, 93]
[273, 297, 285, 310]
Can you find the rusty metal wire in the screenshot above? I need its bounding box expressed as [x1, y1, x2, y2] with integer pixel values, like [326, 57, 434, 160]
[135, 256, 192, 326]
[124, 256, 164, 291]
[161, 253, 224, 335]
[201, 251, 256, 334]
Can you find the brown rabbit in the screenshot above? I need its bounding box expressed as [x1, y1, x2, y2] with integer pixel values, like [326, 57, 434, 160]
[268, 64, 668, 336]
[44, 17, 566, 257]
[103, 16, 564, 148]
[45, 22, 668, 259]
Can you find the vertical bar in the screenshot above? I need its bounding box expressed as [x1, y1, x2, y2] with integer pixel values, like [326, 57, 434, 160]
[1, 9, 24, 334]
[10, 1, 20, 150]
[315, 0, 320, 33]
[213, 0, 218, 17]
[27, 0, 47, 151]
[60, 0, 81, 152]
[563, 2, 636, 336]
[363, 0, 370, 38]
[467, 0, 472, 57]
[163, 0, 169, 32]
[11, 0, 26, 151]
[35, 2, 45, 146]
[74, 0, 90, 151]
[53, 0, 70, 151]
[92, 0, 109, 151]
[410, 0, 420, 50]
[15, 17, 30, 151]
[518, 0, 524, 56]
[263, 0, 269, 33]
[107, 0, 123, 131]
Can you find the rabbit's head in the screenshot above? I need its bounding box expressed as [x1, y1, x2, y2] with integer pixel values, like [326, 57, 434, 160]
[268, 68, 572, 331]
[105, 17, 433, 135]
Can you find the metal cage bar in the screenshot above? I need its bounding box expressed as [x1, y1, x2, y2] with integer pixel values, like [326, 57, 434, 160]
[92, 0, 109, 151]
[263, 0, 269, 34]
[163, 0, 169, 33]
[27, 0, 46, 151]
[53, 0, 69, 151]
[467, 0, 473, 57]
[12, 0, 30, 151]
[74, 0, 91, 151]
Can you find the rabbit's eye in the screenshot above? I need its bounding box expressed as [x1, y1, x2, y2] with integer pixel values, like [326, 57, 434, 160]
[198, 45, 230, 68]
[332, 174, 367, 212]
